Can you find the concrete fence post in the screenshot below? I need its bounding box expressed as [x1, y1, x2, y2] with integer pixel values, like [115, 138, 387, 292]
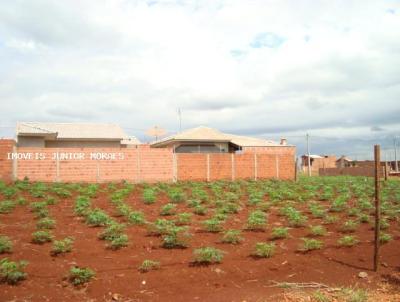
[206, 154, 210, 182]
[172, 153, 177, 182]
[136, 146, 141, 183]
[56, 149, 60, 182]
[96, 161, 100, 183]
[254, 153, 258, 180]
[12, 144, 17, 181]
[231, 154, 235, 181]
[275, 154, 280, 179]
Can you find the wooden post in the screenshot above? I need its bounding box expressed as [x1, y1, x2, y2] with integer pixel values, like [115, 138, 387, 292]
[374, 145, 381, 272]
[294, 157, 298, 182]
[384, 161, 388, 181]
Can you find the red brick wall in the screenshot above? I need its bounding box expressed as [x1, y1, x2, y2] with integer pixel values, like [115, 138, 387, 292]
[0, 140, 296, 182]
[0, 140, 15, 182]
[320, 167, 384, 177]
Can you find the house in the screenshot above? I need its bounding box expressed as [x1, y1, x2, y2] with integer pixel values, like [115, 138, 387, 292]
[150, 126, 289, 153]
[16, 122, 140, 148]
[336, 155, 353, 168]
[301, 154, 337, 175]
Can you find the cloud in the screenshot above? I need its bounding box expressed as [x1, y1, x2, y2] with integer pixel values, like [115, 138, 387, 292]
[0, 0, 399, 158]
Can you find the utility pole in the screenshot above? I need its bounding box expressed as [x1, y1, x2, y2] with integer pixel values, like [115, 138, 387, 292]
[306, 133, 311, 176]
[178, 108, 182, 132]
[394, 137, 398, 172]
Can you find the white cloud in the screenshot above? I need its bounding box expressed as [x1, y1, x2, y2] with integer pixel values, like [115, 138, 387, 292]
[0, 0, 399, 157]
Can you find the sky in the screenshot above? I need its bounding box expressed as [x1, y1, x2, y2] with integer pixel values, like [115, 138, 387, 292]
[0, 0, 399, 159]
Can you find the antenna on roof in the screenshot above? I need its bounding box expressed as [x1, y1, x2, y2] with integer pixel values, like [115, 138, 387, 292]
[146, 126, 166, 141]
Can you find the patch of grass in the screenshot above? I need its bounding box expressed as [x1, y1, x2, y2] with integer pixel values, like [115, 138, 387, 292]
[32, 230, 53, 244]
[298, 238, 323, 252]
[127, 210, 146, 225]
[0, 200, 16, 214]
[51, 237, 74, 256]
[160, 203, 177, 216]
[193, 205, 207, 215]
[252, 242, 276, 258]
[357, 213, 370, 223]
[309, 225, 327, 237]
[74, 196, 91, 216]
[271, 227, 289, 239]
[0, 235, 13, 253]
[36, 217, 56, 229]
[193, 247, 224, 264]
[312, 290, 331, 302]
[138, 260, 160, 273]
[16, 197, 27, 205]
[340, 287, 368, 302]
[85, 209, 111, 227]
[221, 230, 243, 244]
[323, 215, 338, 225]
[338, 235, 359, 247]
[68, 266, 95, 286]
[167, 188, 185, 203]
[0, 258, 28, 285]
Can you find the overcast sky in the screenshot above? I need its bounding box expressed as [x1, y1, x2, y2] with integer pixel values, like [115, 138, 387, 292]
[0, 0, 399, 159]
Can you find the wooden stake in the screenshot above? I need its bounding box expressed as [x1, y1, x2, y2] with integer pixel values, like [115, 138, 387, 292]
[374, 145, 381, 272]
[295, 157, 298, 182]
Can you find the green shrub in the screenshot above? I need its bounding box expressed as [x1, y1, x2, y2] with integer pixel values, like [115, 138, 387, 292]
[98, 222, 125, 241]
[271, 227, 289, 239]
[298, 238, 323, 252]
[340, 220, 359, 233]
[193, 247, 224, 264]
[32, 230, 53, 244]
[85, 209, 111, 227]
[193, 205, 207, 215]
[0, 258, 28, 284]
[309, 225, 327, 237]
[16, 197, 27, 205]
[36, 217, 56, 229]
[45, 196, 57, 205]
[176, 212, 192, 225]
[142, 188, 156, 204]
[138, 260, 160, 273]
[167, 188, 185, 203]
[51, 237, 74, 256]
[107, 234, 129, 250]
[252, 242, 276, 258]
[323, 215, 338, 225]
[2, 187, 18, 198]
[68, 266, 95, 286]
[34, 208, 49, 219]
[203, 218, 223, 233]
[246, 210, 267, 230]
[160, 203, 177, 216]
[74, 196, 91, 216]
[0, 235, 13, 253]
[0, 200, 16, 214]
[127, 210, 145, 225]
[380, 233, 392, 244]
[357, 213, 370, 223]
[309, 203, 326, 218]
[347, 208, 361, 217]
[338, 235, 359, 247]
[221, 230, 243, 244]
[161, 226, 191, 249]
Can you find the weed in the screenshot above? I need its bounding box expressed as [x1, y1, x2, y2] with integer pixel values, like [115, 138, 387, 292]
[312, 290, 331, 302]
[193, 205, 207, 215]
[221, 230, 243, 244]
[380, 233, 392, 244]
[74, 196, 91, 216]
[0, 235, 13, 253]
[167, 188, 185, 203]
[340, 220, 359, 233]
[246, 210, 267, 230]
[143, 188, 157, 204]
[323, 215, 338, 225]
[68, 266, 95, 286]
[98, 222, 125, 241]
[340, 287, 368, 302]
[176, 212, 192, 225]
[252, 242, 276, 258]
[0, 258, 28, 285]
[138, 260, 160, 273]
[51, 237, 74, 256]
[357, 213, 370, 223]
[203, 218, 223, 233]
[193, 247, 224, 264]
[107, 234, 129, 250]
[161, 226, 191, 248]
[127, 211, 145, 225]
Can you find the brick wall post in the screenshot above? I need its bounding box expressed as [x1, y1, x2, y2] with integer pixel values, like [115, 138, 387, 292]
[206, 154, 210, 182]
[231, 153, 235, 181]
[275, 154, 280, 179]
[173, 153, 177, 182]
[254, 153, 258, 180]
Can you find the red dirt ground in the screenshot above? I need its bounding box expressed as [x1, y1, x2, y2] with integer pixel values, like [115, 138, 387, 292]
[0, 185, 399, 302]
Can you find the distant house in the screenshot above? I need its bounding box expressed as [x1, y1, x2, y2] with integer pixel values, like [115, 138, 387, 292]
[336, 155, 353, 168]
[16, 122, 140, 148]
[301, 154, 337, 175]
[150, 126, 289, 153]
